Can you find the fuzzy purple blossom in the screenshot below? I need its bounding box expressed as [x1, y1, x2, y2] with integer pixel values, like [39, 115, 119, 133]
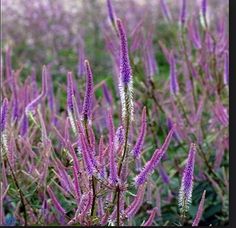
[80, 131, 94, 176]
[102, 83, 112, 106]
[169, 51, 179, 95]
[107, 0, 116, 26]
[179, 143, 197, 213]
[67, 72, 74, 113]
[142, 207, 158, 226]
[11, 72, 19, 122]
[77, 44, 85, 77]
[1, 98, 8, 132]
[180, 0, 187, 27]
[82, 60, 94, 121]
[117, 18, 132, 85]
[202, 0, 207, 20]
[114, 125, 124, 151]
[117, 18, 133, 123]
[132, 107, 146, 157]
[188, 19, 202, 49]
[160, 0, 172, 22]
[135, 127, 174, 186]
[192, 190, 206, 226]
[5, 47, 12, 79]
[107, 110, 118, 184]
[98, 135, 106, 178]
[47, 186, 66, 216]
[25, 65, 48, 115]
[124, 183, 146, 219]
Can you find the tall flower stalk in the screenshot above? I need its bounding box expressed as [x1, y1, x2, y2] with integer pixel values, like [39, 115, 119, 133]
[192, 190, 206, 226]
[116, 18, 133, 175]
[179, 143, 197, 221]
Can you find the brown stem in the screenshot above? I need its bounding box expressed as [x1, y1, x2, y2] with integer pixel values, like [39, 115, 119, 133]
[5, 157, 28, 226]
[83, 119, 96, 217]
[117, 186, 120, 226]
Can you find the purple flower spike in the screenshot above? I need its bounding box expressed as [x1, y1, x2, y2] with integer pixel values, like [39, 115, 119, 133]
[132, 107, 146, 158]
[142, 207, 158, 226]
[20, 86, 29, 137]
[179, 143, 197, 213]
[117, 18, 133, 122]
[80, 131, 94, 176]
[192, 190, 206, 226]
[223, 51, 229, 86]
[82, 60, 94, 121]
[107, 0, 116, 26]
[98, 135, 106, 178]
[169, 51, 179, 95]
[102, 83, 112, 106]
[160, 0, 172, 22]
[25, 65, 48, 115]
[117, 18, 132, 85]
[67, 72, 74, 112]
[135, 127, 174, 186]
[202, 0, 207, 19]
[77, 43, 85, 77]
[5, 47, 12, 79]
[188, 19, 202, 49]
[114, 125, 124, 151]
[107, 110, 118, 184]
[47, 186, 66, 216]
[180, 0, 186, 27]
[124, 183, 146, 219]
[1, 98, 8, 132]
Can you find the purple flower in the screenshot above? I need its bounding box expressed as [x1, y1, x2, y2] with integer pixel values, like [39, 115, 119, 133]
[11, 71, 19, 122]
[223, 51, 229, 85]
[67, 71, 74, 112]
[0, 98, 8, 132]
[178, 143, 197, 213]
[132, 107, 146, 158]
[180, 0, 186, 27]
[98, 135, 106, 178]
[107, 110, 118, 184]
[80, 130, 95, 176]
[141, 207, 158, 226]
[5, 47, 12, 79]
[82, 60, 94, 121]
[107, 0, 116, 26]
[117, 18, 134, 123]
[117, 18, 132, 85]
[160, 0, 172, 22]
[77, 42, 85, 77]
[202, 0, 207, 19]
[47, 186, 66, 216]
[102, 83, 112, 106]
[169, 51, 179, 95]
[124, 183, 146, 219]
[192, 190, 206, 226]
[135, 127, 174, 186]
[188, 18, 202, 49]
[25, 65, 48, 115]
[114, 125, 125, 151]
